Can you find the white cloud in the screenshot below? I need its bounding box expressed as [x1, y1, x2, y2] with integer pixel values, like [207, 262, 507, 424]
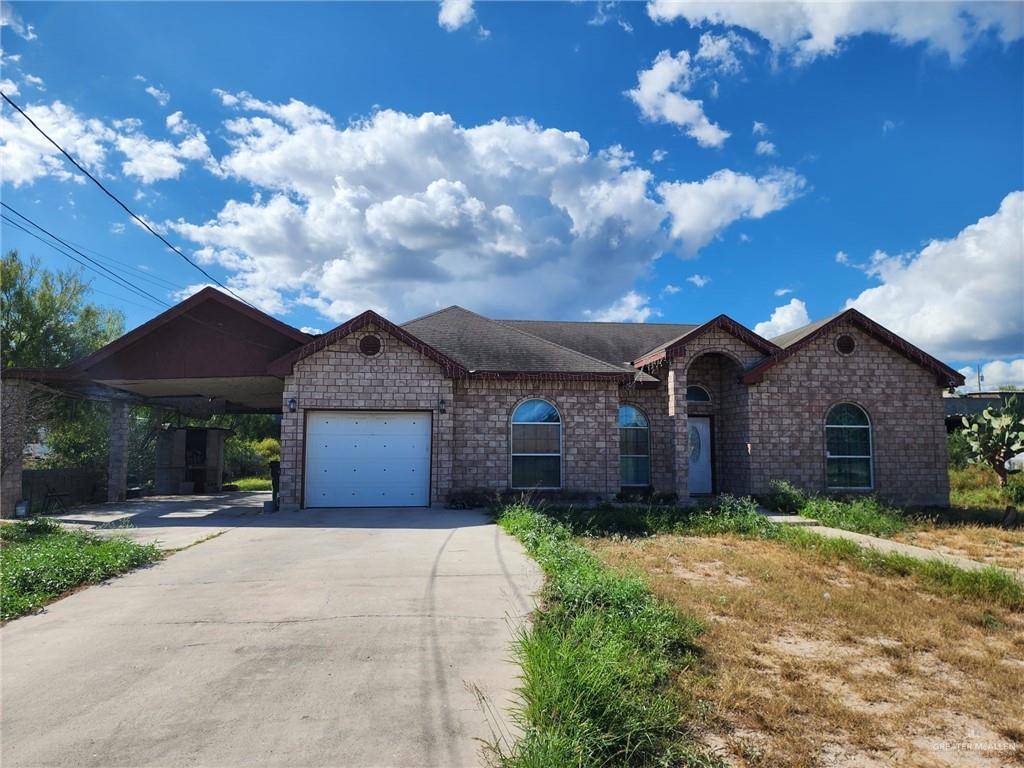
[755, 140, 777, 156]
[882, 118, 902, 135]
[661, 283, 681, 295]
[166, 111, 196, 135]
[589, 1, 633, 32]
[752, 120, 769, 135]
[0, 78, 18, 96]
[687, 274, 710, 287]
[23, 73, 43, 90]
[215, 89, 332, 128]
[695, 30, 754, 74]
[658, 168, 805, 253]
[167, 102, 672, 321]
[110, 222, 126, 235]
[438, 0, 476, 31]
[0, 100, 114, 186]
[957, 359, 1024, 392]
[835, 250, 850, 265]
[585, 290, 654, 322]
[651, 148, 667, 163]
[774, 287, 793, 297]
[846, 191, 1024, 360]
[627, 49, 730, 148]
[754, 297, 810, 338]
[646, 1, 1024, 63]
[0, 4, 36, 41]
[300, 326, 323, 335]
[144, 85, 170, 106]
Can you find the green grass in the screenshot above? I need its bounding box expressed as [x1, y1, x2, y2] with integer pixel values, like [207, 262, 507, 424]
[949, 465, 1024, 509]
[1, 517, 161, 620]
[531, 496, 1024, 612]
[798, 495, 910, 537]
[231, 476, 273, 491]
[496, 502, 720, 768]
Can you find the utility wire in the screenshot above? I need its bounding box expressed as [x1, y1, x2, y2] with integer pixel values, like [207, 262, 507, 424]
[0, 214, 170, 309]
[2, 203, 172, 308]
[0, 90, 253, 308]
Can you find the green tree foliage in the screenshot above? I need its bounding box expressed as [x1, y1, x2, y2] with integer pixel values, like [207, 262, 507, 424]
[1, 251, 124, 369]
[961, 395, 1024, 487]
[1, 251, 125, 469]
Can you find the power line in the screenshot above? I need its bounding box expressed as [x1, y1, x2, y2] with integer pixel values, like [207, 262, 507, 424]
[2, 203, 173, 307]
[0, 89, 253, 308]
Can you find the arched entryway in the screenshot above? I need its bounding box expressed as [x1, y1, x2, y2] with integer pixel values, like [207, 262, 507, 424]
[685, 351, 750, 495]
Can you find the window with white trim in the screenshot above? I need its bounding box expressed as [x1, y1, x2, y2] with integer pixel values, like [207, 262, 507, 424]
[619, 405, 650, 486]
[511, 399, 561, 489]
[825, 403, 873, 490]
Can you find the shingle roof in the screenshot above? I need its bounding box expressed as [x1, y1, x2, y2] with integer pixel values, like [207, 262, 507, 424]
[769, 311, 845, 348]
[402, 307, 638, 377]
[500, 319, 698, 367]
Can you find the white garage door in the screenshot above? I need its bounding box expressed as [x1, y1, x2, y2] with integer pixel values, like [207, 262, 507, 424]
[304, 411, 431, 507]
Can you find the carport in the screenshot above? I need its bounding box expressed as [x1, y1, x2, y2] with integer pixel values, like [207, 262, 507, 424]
[1, 288, 311, 516]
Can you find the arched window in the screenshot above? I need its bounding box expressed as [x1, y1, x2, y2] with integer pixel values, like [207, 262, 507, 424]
[825, 403, 873, 490]
[619, 405, 650, 487]
[686, 385, 711, 402]
[511, 399, 561, 489]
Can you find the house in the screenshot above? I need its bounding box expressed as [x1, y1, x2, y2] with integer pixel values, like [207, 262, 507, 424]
[0, 288, 964, 515]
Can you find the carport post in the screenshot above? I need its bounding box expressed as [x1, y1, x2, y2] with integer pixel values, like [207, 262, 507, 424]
[107, 401, 129, 502]
[0, 379, 30, 518]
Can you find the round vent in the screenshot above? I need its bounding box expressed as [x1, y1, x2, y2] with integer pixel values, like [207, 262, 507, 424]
[835, 334, 856, 355]
[358, 334, 382, 357]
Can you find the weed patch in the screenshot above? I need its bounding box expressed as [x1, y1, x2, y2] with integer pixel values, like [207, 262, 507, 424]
[496, 502, 720, 767]
[1, 518, 160, 620]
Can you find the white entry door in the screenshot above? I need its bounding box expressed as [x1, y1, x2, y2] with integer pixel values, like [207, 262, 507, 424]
[688, 417, 712, 495]
[304, 411, 431, 507]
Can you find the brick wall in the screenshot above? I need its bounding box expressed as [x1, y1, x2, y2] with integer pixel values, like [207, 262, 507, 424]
[107, 401, 129, 502]
[452, 378, 620, 496]
[747, 320, 949, 506]
[279, 324, 454, 507]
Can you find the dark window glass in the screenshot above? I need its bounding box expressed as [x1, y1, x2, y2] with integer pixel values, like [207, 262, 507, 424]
[620, 457, 650, 486]
[512, 423, 560, 454]
[512, 400, 561, 423]
[620, 428, 649, 457]
[511, 456, 560, 488]
[686, 385, 711, 402]
[826, 427, 870, 457]
[826, 403, 869, 427]
[827, 458, 871, 489]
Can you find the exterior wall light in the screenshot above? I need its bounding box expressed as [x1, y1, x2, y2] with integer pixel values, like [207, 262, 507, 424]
[438, 398, 447, 414]
[287, 398, 297, 413]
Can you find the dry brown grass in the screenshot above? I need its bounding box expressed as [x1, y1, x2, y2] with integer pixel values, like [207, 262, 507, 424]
[588, 534, 1024, 768]
[892, 525, 1024, 572]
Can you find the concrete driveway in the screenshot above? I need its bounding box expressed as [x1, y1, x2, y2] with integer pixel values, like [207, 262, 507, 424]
[1, 502, 541, 768]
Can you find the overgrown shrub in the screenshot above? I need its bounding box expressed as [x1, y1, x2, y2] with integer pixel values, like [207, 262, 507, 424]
[947, 430, 973, 471]
[765, 479, 807, 514]
[223, 437, 280, 480]
[801, 495, 909, 537]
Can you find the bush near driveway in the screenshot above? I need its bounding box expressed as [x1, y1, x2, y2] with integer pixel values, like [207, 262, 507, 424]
[1, 517, 160, 620]
[495, 502, 720, 768]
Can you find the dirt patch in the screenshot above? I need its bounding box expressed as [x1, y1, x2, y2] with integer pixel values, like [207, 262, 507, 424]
[893, 525, 1024, 572]
[587, 534, 1024, 768]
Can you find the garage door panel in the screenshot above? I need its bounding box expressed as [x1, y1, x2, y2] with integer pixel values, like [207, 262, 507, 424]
[304, 411, 431, 507]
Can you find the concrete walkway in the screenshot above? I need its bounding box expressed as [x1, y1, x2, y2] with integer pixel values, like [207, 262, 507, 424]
[762, 510, 1022, 576]
[1, 505, 542, 768]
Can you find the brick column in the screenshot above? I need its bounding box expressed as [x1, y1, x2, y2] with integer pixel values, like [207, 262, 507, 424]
[0, 380, 30, 518]
[107, 401, 129, 502]
[668, 364, 690, 505]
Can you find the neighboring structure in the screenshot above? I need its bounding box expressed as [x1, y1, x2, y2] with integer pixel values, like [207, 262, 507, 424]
[1, 288, 964, 515]
[154, 426, 231, 495]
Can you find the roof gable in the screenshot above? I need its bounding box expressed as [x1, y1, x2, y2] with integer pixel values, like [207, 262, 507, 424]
[74, 287, 312, 380]
[267, 310, 468, 377]
[632, 314, 780, 367]
[742, 309, 965, 387]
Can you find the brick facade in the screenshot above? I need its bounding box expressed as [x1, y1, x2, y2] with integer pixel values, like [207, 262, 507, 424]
[277, 319, 951, 508]
[107, 401, 130, 502]
[279, 324, 454, 508]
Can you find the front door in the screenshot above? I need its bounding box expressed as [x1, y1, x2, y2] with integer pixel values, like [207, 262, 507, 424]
[688, 417, 712, 495]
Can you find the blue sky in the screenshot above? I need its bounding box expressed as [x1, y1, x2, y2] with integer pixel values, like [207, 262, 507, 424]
[1, 1, 1022, 385]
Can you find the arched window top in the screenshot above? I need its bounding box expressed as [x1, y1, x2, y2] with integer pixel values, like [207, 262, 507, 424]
[513, 399, 560, 424]
[826, 403, 869, 427]
[686, 385, 711, 402]
[618, 405, 649, 429]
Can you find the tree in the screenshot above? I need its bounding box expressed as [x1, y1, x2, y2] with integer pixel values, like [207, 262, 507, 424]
[1, 251, 125, 470]
[961, 395, 1024, 487]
